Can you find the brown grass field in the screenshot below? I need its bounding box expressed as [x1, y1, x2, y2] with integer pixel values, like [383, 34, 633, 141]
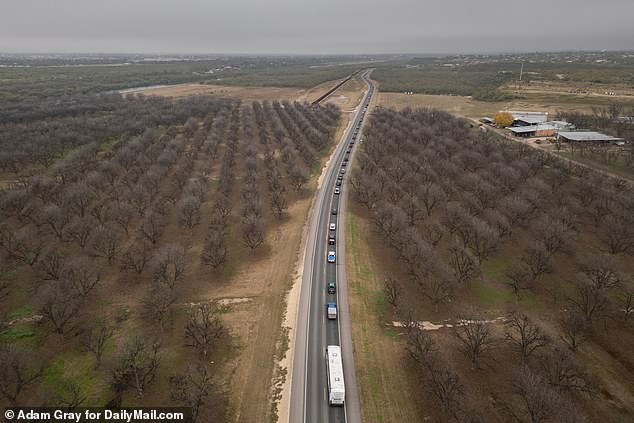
[375, 91, 634, 119]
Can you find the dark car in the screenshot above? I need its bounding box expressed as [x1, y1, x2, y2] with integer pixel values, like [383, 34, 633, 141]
[331, 207, 338, 215]
[328, 281, 336, 294]
[336, 180, 342, 187]
[328, 231, 336, 245]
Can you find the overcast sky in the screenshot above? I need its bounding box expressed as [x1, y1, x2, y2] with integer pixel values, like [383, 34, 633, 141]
[2, 0, 633, 54]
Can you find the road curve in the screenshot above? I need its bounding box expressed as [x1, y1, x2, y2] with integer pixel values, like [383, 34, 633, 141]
[289, 70, 375, 423]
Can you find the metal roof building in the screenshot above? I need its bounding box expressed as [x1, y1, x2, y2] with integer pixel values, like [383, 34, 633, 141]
[508, 111, 549, 126]
[509, 124, 558, 137]
[558, 131, 623, 143]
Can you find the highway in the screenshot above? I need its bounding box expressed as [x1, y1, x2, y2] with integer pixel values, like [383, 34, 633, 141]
[289, 69, 374, 423]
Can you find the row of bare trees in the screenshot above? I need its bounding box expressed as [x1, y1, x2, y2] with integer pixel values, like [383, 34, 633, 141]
[354, 107, 633, 309]
[400, 306, 592, 422]
[0, 93, 341, 414]
[358, 107, 633, 422]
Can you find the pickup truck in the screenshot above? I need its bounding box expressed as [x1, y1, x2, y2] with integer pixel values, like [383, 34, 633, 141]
[328, 281, 336, 294]
[327, 302, 337, 320]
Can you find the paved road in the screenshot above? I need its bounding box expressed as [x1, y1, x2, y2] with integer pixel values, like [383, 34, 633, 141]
[290, 70, 375, 423]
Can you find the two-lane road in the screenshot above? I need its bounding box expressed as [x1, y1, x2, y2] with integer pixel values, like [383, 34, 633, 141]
[290, 70, 375, 423]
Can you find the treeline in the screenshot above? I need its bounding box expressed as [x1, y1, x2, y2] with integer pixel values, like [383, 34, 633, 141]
[352, 107, 634, 422]
[371, 63, 516, 99]
[0, 94, 340, 418]
[0, 57, 362, 103]
[0, 93, 235, 172]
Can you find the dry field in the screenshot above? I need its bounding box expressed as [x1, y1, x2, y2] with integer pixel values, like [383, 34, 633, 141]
[133, 76, 351, 105]
[131, 83, 306, 102]
[376, 92, 634, 119]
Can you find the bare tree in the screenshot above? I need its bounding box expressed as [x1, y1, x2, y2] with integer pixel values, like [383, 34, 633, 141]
[65, 216, 95, 249]
[65, 182, 96, 218]
[567, 254, 622, 323]
[214, 195, 232, 219]
[288, 164, 309, 192]
[567, 276, 611, 323]
[79, 319, 113, 369]
[242, 214, 265, 249]
[425, 356, 465, 422]
[404, 312, 435, 366]
[0, 343, 43, 404]
[54, 379, 87, 409]
[602, 214, 634, 254]
[383, 277, 401, 308]
[64, 257, 101, 298]
[89, 199, 114, 226]
[110, 336, 160, 401]
[113, 201, 136, 237]
[447, 244, 480, 285]
[37, 249, 68, 281]
[506, 262, 532, 298]
[138, 212, 165, 245]
[558, 312, 588, 353]
[39, 203, 71, 239]
[533, 216, 576, 256]
[177, 195, 202, 229]
[577, 254, 622, 290]
[201, 230, 227, 269]
[152, 244, 187, 290]
[423, 274, 457, 307]
[544, 343, 593, 393]
[141, 285, 176, 331]
[0, 225, 43, 267]
[420, 182, 446, 216]
[520, 242, 553, 284]
[184, 303, 223, 355]
[38, 280, 82, 334]
[120, 242, 153, 274]
[270, 186, 288, 217]
[510, 366, 559, 423]
[169, 363, 214, 422]
[454, 316, 496, 369]
[504, 309, 549, 364]
[91, 224, 123, 264]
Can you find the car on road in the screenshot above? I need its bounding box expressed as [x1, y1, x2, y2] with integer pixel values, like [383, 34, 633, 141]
[328, 231, 336, 245]
[340, 168, 345, 174]
[327, 251, 336, 263]
[331, 207, 338, 215]
[336, 180, 342, 187]
[327, 302, 337, 319]
[329, 223, 336, 231]
[328, 281, 336, 294]
[334, 187, 340, 195]
[337, 174, 343, 180]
